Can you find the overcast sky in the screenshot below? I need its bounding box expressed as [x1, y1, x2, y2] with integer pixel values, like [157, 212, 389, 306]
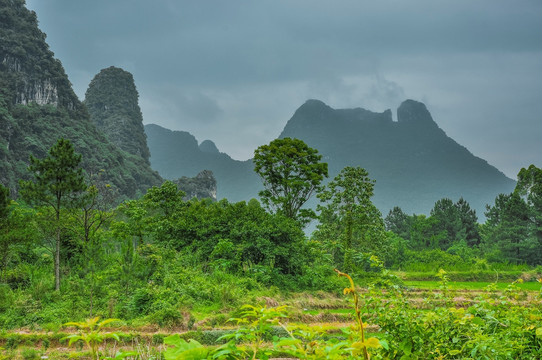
[25, 0, 542, 179]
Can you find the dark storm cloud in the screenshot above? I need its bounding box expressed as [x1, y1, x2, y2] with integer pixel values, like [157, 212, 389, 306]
[26, 0, 542, 178]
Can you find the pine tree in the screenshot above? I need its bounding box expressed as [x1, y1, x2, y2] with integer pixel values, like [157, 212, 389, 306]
[20, 138, 86, 291]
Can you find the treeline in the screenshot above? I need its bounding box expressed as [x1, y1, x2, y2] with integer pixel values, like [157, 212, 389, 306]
[0, 137, 541, 329]
[383, 164, 542, 268]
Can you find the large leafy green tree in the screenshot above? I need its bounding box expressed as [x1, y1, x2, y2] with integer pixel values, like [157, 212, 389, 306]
[384, 206, 411, 240]
[315, 166, 385, 271]
[253, 137, 328, 226]
[68, 172, 117, 315]
[19, 138, 86, 291]
[454, 197, 481, 247]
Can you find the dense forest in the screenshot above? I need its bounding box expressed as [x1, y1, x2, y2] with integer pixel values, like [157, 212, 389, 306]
[1, 136, 541, 330]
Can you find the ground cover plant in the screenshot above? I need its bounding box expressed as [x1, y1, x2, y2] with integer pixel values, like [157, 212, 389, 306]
[2, 140, 542, 358]
[1, 272, 541, 359]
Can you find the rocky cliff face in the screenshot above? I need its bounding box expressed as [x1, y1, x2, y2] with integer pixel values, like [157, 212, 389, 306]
[0, 0, 79, 111]
[84, 67, 151, 164]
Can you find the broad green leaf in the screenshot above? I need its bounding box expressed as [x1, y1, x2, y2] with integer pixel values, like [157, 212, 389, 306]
[164, 336, 207, 360]
[364, 337, 381, 349]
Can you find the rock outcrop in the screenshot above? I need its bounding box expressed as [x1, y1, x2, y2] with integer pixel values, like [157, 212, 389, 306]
[175, 170, 217, 201]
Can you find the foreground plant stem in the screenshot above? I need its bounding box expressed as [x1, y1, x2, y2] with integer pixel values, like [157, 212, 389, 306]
[334, 268, 370, 360]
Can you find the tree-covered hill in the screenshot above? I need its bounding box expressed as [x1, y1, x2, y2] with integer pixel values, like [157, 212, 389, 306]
[0, 0, 162, 198]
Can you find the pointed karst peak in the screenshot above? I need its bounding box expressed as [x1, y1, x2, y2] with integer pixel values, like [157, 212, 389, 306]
[397, 99, 437, 127]
[86, 66, 138, 102]
[291, 99, 334, 120]
[199, 140, 219, 154]
[85, 66, 151, 163]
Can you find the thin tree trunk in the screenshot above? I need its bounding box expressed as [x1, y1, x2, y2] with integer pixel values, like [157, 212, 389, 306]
[55, 225, 60, 291]
[55, 207, 61, 292]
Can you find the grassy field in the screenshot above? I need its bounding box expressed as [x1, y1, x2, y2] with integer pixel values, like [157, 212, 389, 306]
[404, 280, 542, 291]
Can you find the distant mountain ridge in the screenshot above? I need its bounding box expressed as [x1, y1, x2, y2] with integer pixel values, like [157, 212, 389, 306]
[279, 99, 515, 216]
[146, 99, 515, 217]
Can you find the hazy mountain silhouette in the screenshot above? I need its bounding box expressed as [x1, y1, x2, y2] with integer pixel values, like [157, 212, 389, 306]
[146, 99, 516, 217]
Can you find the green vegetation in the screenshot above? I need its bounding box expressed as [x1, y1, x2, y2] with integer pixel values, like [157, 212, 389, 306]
[62, 317, 121, 360]
[253, 137, 328, 226]
[19, 138, 87, 291]
[1, 138, 542, 358]
[315, 166, 385, 272]
[3, 2, 540, 358]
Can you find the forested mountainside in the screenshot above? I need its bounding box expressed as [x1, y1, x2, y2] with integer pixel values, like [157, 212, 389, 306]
[146, 99, 516, 216]
[0, 0, 162, 199]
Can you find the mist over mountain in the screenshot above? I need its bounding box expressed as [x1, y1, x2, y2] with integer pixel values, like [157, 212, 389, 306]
[146, 99, 516, 217]
[0, 0, 516, 216]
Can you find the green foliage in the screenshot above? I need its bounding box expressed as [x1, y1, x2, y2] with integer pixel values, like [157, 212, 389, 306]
[254, 137, 328, 226]
[484, 192, 537, 264]
[215, 304, 288, 360]
[62, 317, 121, 360]
[19, 137, 86, 209]
[0, 189, 38, 282]
[430, 197, 480, 248]
[334, 269, 380, 359]
[19, 138, 86, 292]
[20, 347, 40, 360]
[315, 166, 385, 272]
[163, 334, 208, 360]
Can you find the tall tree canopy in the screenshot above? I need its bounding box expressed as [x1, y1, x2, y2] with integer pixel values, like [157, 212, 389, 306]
[430, 197, 480, 249]
[315, 166, 385, 271]
[515, 164, 542, 244]
[253, 137, 328, 225]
